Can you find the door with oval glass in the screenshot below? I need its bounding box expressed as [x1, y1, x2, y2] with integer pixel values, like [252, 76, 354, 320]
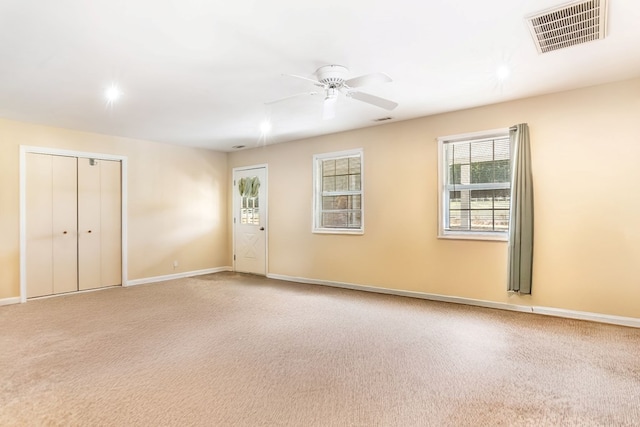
[233, 166, 267, 275]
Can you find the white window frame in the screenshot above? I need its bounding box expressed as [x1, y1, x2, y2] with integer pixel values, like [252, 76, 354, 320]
[437, 128, 511, 241]
[313, 149, 364, 235]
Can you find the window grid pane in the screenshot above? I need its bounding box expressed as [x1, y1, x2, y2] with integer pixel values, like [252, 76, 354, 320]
[445, 137, 511, 233]
[318, 154, 362, 230]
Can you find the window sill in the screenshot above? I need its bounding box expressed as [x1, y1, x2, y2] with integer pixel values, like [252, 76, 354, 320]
[438, 231, 508, 242]
[313, 228, 364, 235]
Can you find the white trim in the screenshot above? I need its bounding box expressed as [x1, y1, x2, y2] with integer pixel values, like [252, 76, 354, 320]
[120, 157, 129, 287]
[311, 228, 364, 235]
[312, 148, 364, 235]
[126, 267, 232, 287]
[437, 128, 511, 241]
[19, 146, 128, 301]
[437, 127, 510, 144]
[19, 145, 127, 162]
[437, 135, 445, 240]
[28, 285, 120, 300]
[19, 149, 27, 302]
[529, 306, 640, 328]
[232, 164, 269, 275]
[0, 297, 21, 306]
[445, 182, 510, 191]
[267, 273, 640, 329]
[438, 232, 508, 242]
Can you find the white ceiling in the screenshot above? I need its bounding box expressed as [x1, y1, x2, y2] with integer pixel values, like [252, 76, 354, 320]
[1, 0, 639, 152]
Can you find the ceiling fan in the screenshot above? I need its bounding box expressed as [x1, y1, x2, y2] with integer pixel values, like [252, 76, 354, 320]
[267, 65, 398, 120]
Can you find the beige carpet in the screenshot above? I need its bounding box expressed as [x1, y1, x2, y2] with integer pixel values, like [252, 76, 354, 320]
[1, 272, 639, 426]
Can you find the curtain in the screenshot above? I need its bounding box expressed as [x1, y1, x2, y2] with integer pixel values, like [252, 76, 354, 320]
[507, 123, 534, 294]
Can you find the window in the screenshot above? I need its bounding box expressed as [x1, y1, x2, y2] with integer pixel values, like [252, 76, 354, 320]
[238, 176, 260, 225]
[438, 129, 511, 240]
[313, 149, 363, 234]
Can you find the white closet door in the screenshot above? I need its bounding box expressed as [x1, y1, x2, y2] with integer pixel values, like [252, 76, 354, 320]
[26, 154, 78, 298]
[52, 155, 79, 294]
[78, 158, 121, 290]
[100, 159, 122, 287]
[26, 153, 54, 298]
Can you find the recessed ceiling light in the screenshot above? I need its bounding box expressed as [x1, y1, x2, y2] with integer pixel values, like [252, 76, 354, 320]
[104, 84, 121, 104]
[260, 120, 272, 134]
[496, 65, 511, 81]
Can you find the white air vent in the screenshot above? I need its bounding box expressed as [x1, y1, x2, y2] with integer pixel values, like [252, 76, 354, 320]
[526, 0, 608, 54]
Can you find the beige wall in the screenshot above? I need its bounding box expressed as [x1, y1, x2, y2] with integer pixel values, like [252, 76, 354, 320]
[3, 77, 638, 319]
[0, 119, 229, 299]
[229, 77, 640, 319]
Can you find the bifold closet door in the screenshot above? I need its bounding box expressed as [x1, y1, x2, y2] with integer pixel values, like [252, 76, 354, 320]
[78, 158, 122, 290]
[26, 154, 78, 298]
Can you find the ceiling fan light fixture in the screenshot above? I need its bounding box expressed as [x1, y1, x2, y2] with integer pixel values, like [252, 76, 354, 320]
[316, 65, 349, 86]
[325, 87, 338, 101]
[271, 65, 398, 118]
[322, 95, 337, 120]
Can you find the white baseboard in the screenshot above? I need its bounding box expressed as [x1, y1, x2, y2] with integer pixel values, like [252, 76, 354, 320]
[126, 266, 232, 287]
[0, 297, 21, 306]
[529, 306, 640, 328]
[267, 273, 640, 329]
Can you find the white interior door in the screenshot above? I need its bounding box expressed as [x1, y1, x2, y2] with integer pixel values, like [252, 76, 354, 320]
[78, 157, 102, 290]
[78, 158, 122, 290]
[52, 155, 79, 295]
[26, 154, 78, 297]
[25, 152, 122, 298]
[233, 166, 267, 275]
[99, 159, 122, 287]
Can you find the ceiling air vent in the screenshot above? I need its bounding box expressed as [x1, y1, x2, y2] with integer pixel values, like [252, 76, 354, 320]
[526, 0, 608, 54]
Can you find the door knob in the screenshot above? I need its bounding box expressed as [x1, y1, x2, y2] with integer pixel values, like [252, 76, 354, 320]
[88, 230, 92, 233]
[259, 227, 265, 231]
[63, 231, 68, 234]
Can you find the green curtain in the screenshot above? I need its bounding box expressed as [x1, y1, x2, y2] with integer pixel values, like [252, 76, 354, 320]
[238, 177, 260, 198]
[508, 123, 534, 294]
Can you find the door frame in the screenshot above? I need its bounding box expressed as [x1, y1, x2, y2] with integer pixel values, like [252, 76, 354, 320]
[19, 146, 128, 302]
[232, 164, 268, 275]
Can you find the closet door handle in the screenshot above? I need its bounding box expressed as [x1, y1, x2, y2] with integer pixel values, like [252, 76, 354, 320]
[63, 231, 68, 234]
[87, 230, 92, 233]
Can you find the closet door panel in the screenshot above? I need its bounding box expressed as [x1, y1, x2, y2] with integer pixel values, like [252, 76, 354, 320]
[26, 153, 122, 298]
[52, 156, 78, 294]
[26, 153, 54, 298]
[78, 158, 102, 290]
[100, 160, 122, 286]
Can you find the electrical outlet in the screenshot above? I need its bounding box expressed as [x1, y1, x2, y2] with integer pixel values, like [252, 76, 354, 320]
[173, 260, 179, 269]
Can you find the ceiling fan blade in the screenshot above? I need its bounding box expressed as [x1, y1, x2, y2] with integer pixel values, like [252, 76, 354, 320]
[284, 73, 325, 88]
[349, 91, 398, 111]
[322, 96, 337, 120]
[345, 72, 392, 88]
[265, 91, 319, 105]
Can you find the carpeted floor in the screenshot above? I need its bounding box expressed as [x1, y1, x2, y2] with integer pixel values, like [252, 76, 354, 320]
[1, 272, 639, 426]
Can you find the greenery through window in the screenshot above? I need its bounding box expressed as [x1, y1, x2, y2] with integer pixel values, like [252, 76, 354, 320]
[238, 176, 260, 225]
[439, 132, 511, 237]
[313, 150, 363, 233]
